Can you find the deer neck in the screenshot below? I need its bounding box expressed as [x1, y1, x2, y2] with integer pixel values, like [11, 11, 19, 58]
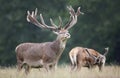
[51, 36, 67, 56]
[57, 36, 67, 50]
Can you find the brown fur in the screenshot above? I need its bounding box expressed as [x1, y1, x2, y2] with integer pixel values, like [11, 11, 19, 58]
[69, 47, 109, 71]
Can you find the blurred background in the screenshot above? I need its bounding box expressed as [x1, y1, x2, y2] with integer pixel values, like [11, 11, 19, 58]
[0, 0, 120, 66]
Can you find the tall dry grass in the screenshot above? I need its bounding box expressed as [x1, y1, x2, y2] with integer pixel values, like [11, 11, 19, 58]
[0, 65, 120, 78]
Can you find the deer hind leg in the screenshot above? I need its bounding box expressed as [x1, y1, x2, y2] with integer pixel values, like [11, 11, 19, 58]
[17, 63, 23, 72]
[77, 64, 82, 71]
[24, 63, 31, 74]
[76, 60, 82, 71]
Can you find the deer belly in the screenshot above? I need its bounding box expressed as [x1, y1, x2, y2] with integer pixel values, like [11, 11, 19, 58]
[24, 59, 44, 67]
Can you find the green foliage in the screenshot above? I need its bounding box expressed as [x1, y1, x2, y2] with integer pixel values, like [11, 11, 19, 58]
[0, 0, 119, 66]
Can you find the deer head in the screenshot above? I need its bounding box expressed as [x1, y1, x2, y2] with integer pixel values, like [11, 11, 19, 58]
[27, 6, 84, 42]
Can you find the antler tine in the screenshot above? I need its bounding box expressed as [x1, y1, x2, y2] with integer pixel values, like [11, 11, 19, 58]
[27, 11, 31, 22]
[32, 11, 34, 17]
[39, 14, 58, 30]
[35, 8, 38, 16]
[76, 7, 84, 16]
[58, 16, 63, 28]
[76, 7, 81, 16]
[64, 6, 83, 30]
[67, 6, 75, 16]
[27, 8, 58, 31]
[39, 14, 48, 27]
[64, 15, 73, 29]
[50, 18, 58, 28]
[27, 10, 43, 27]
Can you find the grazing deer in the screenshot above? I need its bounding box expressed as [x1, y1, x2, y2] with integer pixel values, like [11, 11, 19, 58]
[15, 6, 83, 74]
[69, 47, 109, 71]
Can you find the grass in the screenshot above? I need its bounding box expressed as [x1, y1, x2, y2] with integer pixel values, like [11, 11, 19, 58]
[0, 65, 120, 78]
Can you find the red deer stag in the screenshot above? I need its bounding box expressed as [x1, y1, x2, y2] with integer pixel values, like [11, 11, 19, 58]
[69, 47, 109, 71]
[15, 6, 83, 74]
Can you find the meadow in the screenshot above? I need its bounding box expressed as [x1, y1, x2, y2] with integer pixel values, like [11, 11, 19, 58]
[0, 65, 120, 78]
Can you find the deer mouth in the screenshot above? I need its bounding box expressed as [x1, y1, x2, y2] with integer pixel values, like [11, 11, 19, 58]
[65, 35, 70, 39]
